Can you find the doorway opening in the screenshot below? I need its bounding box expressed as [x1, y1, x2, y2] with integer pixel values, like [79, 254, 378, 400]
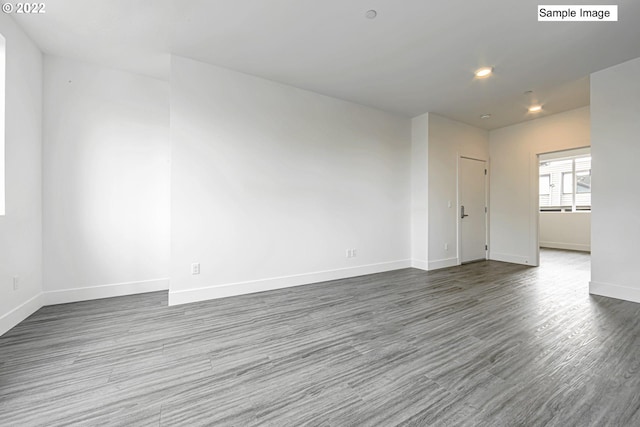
[537, 147, 591, 267]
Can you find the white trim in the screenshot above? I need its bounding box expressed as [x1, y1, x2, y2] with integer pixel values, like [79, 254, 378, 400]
[411, 259, 428, 270]
[485, 158, 491, 265]
[44, 278, 170, 305]
[590, 281, 640, 304]
[539, 147, 592, 161]
[489, 252, 532, 266]
[168, 260, 412, 306]
[539, 241, 590, 252]
[428, 257, 459, 270]
[530, 152, 540, 267]
[457, 154, 461, 264]
[0, 293, 43, 336]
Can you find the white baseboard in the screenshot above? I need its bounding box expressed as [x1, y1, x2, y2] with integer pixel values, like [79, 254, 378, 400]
[489, 252, 532, 266]
[428, 257, 459, 270]
[411, 259, 428, 271]
[168, 260, 412, 306]
[540, 241, 590, 252]
[0, 293, 44, 336]
[589, 281, 640, 304]
[44, 278, 170, 305]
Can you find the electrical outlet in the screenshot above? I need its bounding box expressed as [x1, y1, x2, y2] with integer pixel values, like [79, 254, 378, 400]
[352, 249, 357, 257]
[13, 276, 19, 291]
[444, 243, 449, 251]
[346, 249, 351, 258]
[191, 263, 200, 275]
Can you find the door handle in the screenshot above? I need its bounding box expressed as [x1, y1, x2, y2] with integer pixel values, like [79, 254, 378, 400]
[461, 205, 469, 219]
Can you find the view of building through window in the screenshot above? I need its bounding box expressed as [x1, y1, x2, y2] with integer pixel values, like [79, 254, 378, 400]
[539, 155, 591, 211]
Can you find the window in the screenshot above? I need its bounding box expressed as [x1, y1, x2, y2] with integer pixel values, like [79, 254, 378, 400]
[576, 170, 591, 193]
[539, 152, 591, 212]
[539, 174, 551, 195]
[562, 172, 573, 194]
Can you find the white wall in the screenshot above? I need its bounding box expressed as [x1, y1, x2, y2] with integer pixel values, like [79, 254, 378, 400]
[42, 56, 170, 304]
[410, 114, 489, 271]
[539, 212, 590, 252]
[0, 34, 5, 216]
[590, 56, 640, 303]
[169, 56, 411, 305]
[427, 114, 489, 269]
[411, 113, 429, 269]
[0, 15, 43, 335]
[489, 106, 590, 266]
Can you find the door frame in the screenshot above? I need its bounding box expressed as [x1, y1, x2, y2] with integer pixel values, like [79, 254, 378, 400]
[457, 155, 489, 265]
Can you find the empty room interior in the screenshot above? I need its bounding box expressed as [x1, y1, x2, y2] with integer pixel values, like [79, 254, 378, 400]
[1, 1, 640, 425]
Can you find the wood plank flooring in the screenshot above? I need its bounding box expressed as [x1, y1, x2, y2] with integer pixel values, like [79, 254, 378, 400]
[1, 249, 639, 426]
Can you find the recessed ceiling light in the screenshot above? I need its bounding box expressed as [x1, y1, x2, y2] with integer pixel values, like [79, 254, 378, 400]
[475, 67, 493, 78]
[365, 10, 377, 19]
[480, 114, 491, 119]
[529, 105, 543, 113]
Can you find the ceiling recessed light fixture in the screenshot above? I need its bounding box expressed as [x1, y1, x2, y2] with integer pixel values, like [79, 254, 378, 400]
[365, 10, 377, 19]
[529, 105, 543, 113]
[480, 114, 491, 119]
[475, 67, 493, 78]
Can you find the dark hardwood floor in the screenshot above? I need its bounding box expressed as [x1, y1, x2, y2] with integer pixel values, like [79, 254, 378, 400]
[1, 249, 639, 426]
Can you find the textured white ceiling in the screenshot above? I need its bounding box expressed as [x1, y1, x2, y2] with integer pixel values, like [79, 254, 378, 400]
[9, 0, 640, 129]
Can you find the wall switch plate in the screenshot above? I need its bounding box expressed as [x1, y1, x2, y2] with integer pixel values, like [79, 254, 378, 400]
[191, 263, 200, 275]
[444, 243, 449, 251]
[352, 249, 357, 257]
[13, 276, 19, 291]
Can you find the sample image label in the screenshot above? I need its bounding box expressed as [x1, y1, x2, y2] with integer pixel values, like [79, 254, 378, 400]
[538, 5, 618, 21]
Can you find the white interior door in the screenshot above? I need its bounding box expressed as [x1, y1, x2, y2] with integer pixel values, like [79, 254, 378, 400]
[460, 157, 487, 263]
